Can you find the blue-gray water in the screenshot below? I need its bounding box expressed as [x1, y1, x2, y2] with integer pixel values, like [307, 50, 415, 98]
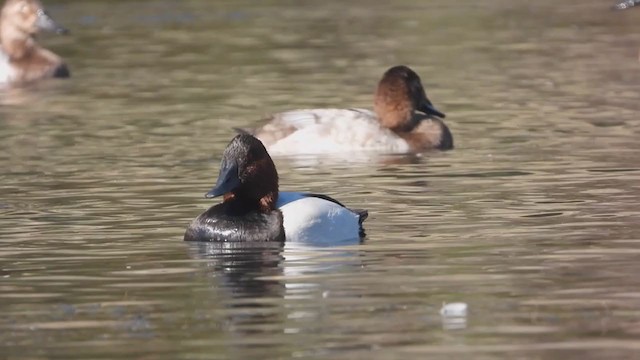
[2, 0, 640, 359]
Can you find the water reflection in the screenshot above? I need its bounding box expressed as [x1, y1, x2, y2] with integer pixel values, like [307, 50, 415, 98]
[2, 0, 640, 358]
[187, 241, 285, 300]
[186, 241, 285, 350]
[187, 239, 365, 341]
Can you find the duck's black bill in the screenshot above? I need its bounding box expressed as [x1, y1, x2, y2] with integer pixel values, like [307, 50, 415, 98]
[36, 10, 69, 34]
[419, 101, 446, 119]
[205, 162, 240, 198]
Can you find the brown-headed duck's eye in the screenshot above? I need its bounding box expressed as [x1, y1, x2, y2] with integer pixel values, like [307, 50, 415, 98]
[19, 1, 29, 13]
[248, 148, 262, 160]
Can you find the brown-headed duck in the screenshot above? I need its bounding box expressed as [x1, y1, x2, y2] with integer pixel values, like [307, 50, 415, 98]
[612, 0, 640, 10]
[245, 65, 453, 155]
[184, 134, 368, 243]
[0, 0, 69, 86]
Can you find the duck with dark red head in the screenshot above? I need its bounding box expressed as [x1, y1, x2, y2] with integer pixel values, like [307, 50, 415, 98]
[184, 134, 367, 243]
[0, 0, 70, 86]
[246, 65, 452, 155]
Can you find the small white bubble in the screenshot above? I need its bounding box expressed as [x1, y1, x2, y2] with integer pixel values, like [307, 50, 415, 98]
[440, 302, 468, 317]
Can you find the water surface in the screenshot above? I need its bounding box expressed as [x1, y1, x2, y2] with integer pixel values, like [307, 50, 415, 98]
[2, 0, 640, 359]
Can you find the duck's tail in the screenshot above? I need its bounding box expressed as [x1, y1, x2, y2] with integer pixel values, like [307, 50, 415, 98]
[351, 208, 368, 237]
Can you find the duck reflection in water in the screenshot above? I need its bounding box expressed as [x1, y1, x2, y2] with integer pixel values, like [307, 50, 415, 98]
[186, 237, 364, 340]
[188, 241, 285, 300]
[186, 241, 286, 341]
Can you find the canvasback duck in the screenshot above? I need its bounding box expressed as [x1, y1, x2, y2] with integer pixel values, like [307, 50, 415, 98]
[184, 134, 368, 243]
[612, 0, 639, 10]
[0, 0, 69, 86]
[246, 65, 452, 155]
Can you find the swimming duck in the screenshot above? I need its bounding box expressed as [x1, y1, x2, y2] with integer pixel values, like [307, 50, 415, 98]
[612, 0, 640, 10]
[0, 0, 69, 86]
[184, 134, 368, 242]
[245, 65, 453, 155]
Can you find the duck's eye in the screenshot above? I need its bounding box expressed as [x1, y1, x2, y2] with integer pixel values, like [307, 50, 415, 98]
[249, 148, 264, 160]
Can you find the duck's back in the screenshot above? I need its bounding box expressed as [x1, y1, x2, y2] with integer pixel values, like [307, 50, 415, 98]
[254, 108, 411, 155]
[0, 51, 14, 85]
[276, 192, 367, 244]
[0, 48, 69, 86]
[184, 201, 285, 242]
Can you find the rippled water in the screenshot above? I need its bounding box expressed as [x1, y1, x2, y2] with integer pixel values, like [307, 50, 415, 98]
[2, 0, 640, 358]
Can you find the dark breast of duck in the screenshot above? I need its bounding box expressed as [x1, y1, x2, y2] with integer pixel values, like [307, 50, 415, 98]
[184, 199, 285, 242]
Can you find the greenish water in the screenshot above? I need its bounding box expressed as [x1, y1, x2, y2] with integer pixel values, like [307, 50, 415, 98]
[2, 0, 640, 359]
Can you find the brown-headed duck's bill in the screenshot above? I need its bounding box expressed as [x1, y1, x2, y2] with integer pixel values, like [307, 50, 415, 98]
[205, 161, 240, 199]
[419, 100, 446, 119]
[36, 8, 69, 34]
